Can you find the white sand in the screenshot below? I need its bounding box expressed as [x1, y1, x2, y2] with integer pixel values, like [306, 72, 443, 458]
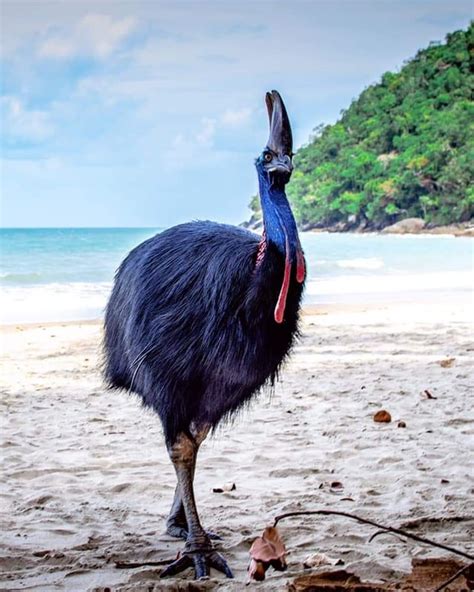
[1, 301, 473, 591]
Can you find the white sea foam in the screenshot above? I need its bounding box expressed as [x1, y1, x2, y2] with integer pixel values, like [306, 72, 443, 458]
[0, 282, 112, 324]
[305, 270, 473, 299]
[2, 270, 472, 324]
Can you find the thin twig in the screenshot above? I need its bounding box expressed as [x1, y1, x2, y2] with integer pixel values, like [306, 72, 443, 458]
[273, 510, 474, 562]
[434, 563, 473, 592]
[368, 529, 405, 544]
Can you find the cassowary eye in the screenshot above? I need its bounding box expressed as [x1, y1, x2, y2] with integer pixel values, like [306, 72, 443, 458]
[264, 152, 273, 162]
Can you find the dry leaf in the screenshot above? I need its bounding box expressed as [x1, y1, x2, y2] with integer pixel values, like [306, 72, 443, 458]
[397, 421, 407, 428]
[438, 357, 455, 368]
[248, 558, 267, 581]
[373, 410, 392, 423]
[248, 526, 287, 580]
[212, 482, 236, 493]
[423, 389, 437, 399]
[330, 481, 344, 494]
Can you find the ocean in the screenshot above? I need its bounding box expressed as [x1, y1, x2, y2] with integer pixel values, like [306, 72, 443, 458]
[1, 227, 472, 324]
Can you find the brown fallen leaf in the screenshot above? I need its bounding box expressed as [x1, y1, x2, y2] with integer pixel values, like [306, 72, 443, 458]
[212, 482, 236, 493]
[248, 526, 287, 581]
[397, 421, 407, 428]
[438, 357, 455, 368]
[248, 558, 267, 581]
[423, 389, 437, 399]
[263, 526, 287, 571]
[330, 481, 344, 494]
[374, 410, 392, 423]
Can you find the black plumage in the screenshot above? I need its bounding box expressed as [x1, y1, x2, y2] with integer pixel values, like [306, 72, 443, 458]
[104, 221, 302, 444]
[103, 90, 305, 580]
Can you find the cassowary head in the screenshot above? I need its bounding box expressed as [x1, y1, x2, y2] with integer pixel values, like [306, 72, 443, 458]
[256, 90, 294, 186]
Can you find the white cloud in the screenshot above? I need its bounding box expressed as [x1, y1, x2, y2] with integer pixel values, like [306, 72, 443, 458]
[169, 118, 216, 154]
[38, 13, 136, 59]
[1, 96, 53, 141]
[196, 117, 216, 146]
[171, 110, 248, 156]
[221, 107, 252, 127]
[166, 117, 222, 170]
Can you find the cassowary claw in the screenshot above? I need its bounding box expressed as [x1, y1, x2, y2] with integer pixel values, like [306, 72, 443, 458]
[160, 549, 233, 580]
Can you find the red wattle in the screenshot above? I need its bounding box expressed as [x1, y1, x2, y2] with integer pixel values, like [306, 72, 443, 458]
[296, 249, 305, 283]
[274, 244, 292, 324]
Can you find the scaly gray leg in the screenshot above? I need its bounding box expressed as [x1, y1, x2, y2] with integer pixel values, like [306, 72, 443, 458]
[167, 485, 222, 540]
[160, 427, 233, 580]
[166, 427, 221, 541]
[166, 484, 188, 540]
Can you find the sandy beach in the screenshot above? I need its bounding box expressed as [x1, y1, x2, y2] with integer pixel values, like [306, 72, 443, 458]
[1, 300, 473, 591]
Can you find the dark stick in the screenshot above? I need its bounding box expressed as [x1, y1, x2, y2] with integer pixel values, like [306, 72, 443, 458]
[434, 563, 473, 592]
[368, 529, 405, 544]
[273, 510, 474, 562]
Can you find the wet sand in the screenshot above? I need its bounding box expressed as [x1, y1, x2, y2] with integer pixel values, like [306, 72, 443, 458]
[1, 301, 473, 590]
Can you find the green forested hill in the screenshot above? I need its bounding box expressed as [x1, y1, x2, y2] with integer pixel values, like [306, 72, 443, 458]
[250, 24, 474, 230]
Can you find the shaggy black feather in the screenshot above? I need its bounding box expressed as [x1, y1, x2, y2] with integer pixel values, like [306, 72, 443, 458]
[103, 221, 304, 445]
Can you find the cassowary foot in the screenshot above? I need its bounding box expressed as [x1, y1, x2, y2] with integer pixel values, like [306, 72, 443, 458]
[160, 543, 233, 580]
[166, 519, 221, 541]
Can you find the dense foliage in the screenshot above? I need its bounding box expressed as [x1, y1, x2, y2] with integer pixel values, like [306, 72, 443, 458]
[249, 24, 473, 229]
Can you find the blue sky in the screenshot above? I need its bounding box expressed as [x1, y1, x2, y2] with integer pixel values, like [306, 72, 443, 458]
[0, 1, 471, 228]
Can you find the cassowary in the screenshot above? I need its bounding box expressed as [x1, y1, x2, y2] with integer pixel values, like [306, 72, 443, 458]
[103, 90, 305, 579]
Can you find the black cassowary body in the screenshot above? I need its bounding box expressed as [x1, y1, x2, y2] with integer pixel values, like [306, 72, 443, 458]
[104, 90, 305, 579]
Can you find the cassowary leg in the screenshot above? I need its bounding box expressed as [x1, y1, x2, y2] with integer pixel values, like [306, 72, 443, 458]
[166, 424, 221, 541]
[167, 487, 221, 540]
[166, 485, 188, 539]
[160, 428, 233, 580]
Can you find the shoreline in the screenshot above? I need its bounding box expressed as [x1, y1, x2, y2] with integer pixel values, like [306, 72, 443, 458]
[308, 228, 474, 237]
[244, 223, 474, 238]
[307, 226, 474, 238]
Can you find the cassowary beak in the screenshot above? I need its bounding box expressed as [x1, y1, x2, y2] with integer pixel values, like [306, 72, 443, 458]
[265, 90, 293, 174]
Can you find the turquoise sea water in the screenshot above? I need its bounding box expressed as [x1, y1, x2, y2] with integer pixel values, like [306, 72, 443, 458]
[1, 227, 473, 323]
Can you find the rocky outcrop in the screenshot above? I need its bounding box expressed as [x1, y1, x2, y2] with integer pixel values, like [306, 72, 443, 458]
[242, 215, 474, 236]
[424, 224, 474, 237]
[381, 218, 426, 234]
[382, 218, 474, 236]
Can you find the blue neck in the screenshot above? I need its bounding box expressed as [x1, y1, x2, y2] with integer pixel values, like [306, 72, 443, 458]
[257, 165, 299, 260]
